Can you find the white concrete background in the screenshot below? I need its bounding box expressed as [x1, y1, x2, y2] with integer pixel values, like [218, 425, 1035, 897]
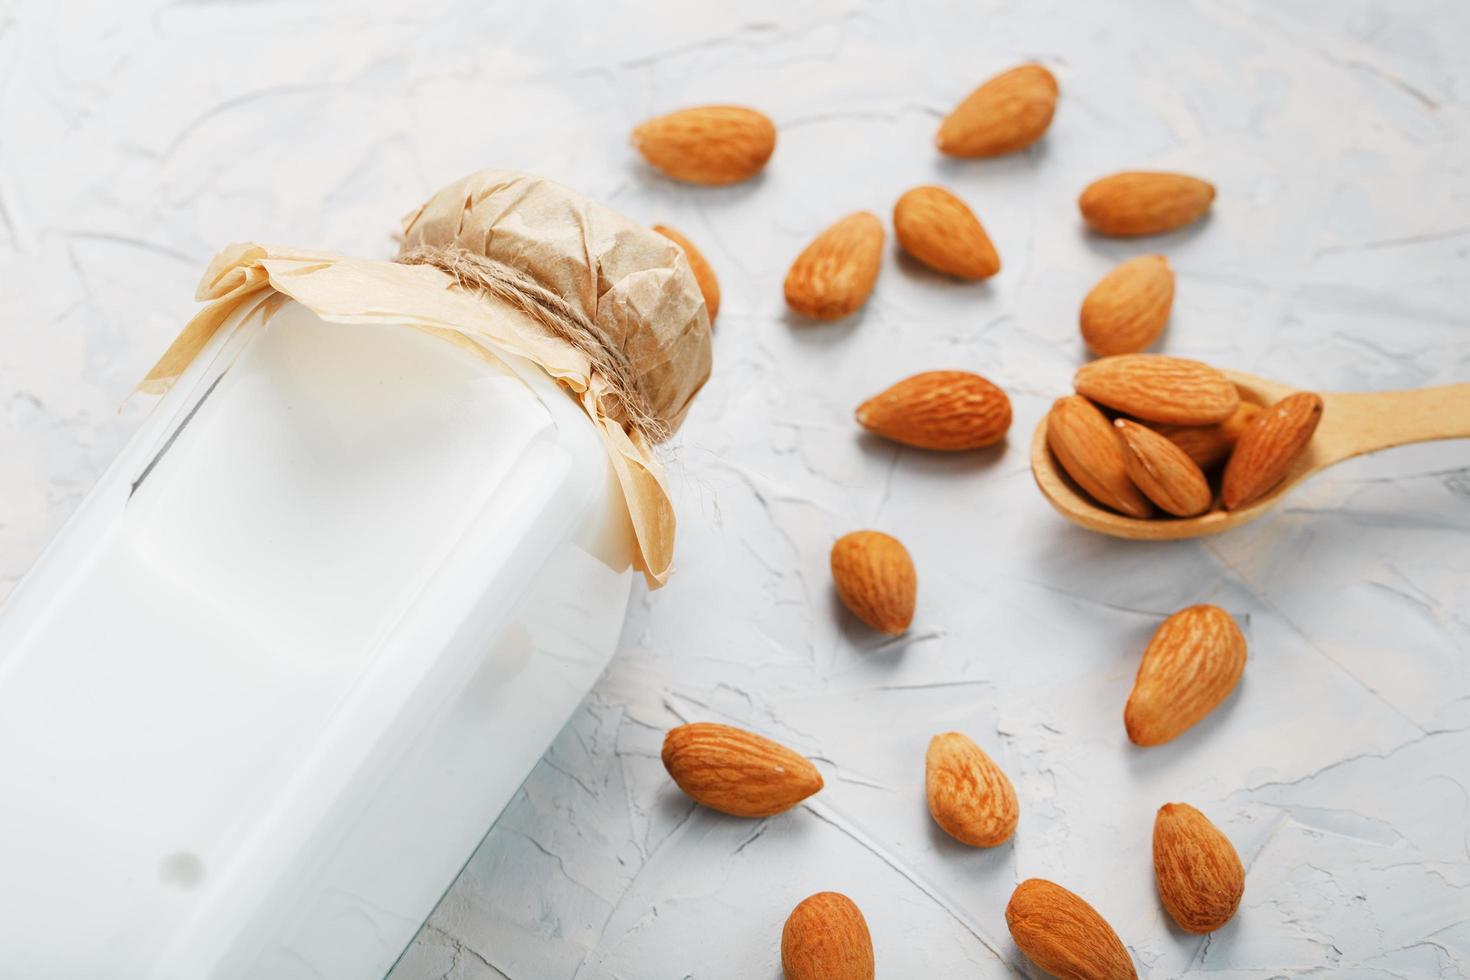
[3, 1, 1469, 977]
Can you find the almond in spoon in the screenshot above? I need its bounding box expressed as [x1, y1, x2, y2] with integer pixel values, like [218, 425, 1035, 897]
[661, 723, 822, 817]
[1154, 401, 1262, 470]
[1221, 391, 1324, 510]
[893, 185, 1000, 280]
[785, 212, 884, 320]
[632, 105, 776, 185]
[1125, 605, 1246, 747]
[1113, 418, 1212, 517]
[1045, 396, 1154, 519]
[1006, 878, 1137, 980]
[1075, 354, 1238, 426]
[782, 892, 875, 980]
[926, 732, 1018, 847]
[1154, 803, 1245, 934]
[1079, 171, 1215, 237]
[830, 530, 917, 635]
[1080, 255, 1174, 356]
[857, 370, 1011, 450]
[937, 63, 1059, 158]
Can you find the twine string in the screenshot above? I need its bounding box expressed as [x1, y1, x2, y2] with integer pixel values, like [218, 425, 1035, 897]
[395, 243, 668, 443]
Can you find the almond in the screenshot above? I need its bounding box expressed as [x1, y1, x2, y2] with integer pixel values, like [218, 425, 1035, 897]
[781, 892, 875, 980]
[1045, 396, 1154, 519]
[1154, 401, 1262, 470]
[830, 530, 916, 635]
[784, 212, 884, 320]
[925, 732, 1018, 847]
[1221, 391, 1324, 510]
[1074, 354, 1238, 426]
[652, 224, 721, 324]
[1080, 255, 1173, 356]
[661, 722, 822, 817]
[1005, 879, 1137, 980]
[631, 105, 776, 186]
[893, 185, 1000, 279]
[1125, 605, 1246, 747]
[1079, 172, 1215, 237]
[1112, 419, 1212, 517]
[856, 370, 1011, 451]
[937, 63, 1059, 158]
[1154, 803, 1246, 934]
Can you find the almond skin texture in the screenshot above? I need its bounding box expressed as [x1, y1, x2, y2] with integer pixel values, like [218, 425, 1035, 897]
[1046, 396, 1154, 519]
[856, 370, 1011, 451]
[1221, 392, 1324, 510]
[784, 212, 884, 320]
[1154, 803, 1246, 934]
[1155, 401, 1262, 470]
[1113, 419, 1212, 517]
[830, 530, 916, 634]
[937, 63, 1058, 158]
[1075, 354, 1239, 426]
[1079, 172, 1216, 237]
[893, 185, 1000, 279]
[631, 105, 775, 186]
[1005, 879, 1137, 980]
[781, 892, 875, 980]
[661, 723, 822, 817]
[1080, 255, 1174, 356]
[652, 224, 720, 325]
[925, 732, 1018, 847]
[1125, 605, 1246, 747]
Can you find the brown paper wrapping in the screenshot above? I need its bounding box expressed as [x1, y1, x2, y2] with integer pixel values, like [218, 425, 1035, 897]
[141, 171, 714, 587]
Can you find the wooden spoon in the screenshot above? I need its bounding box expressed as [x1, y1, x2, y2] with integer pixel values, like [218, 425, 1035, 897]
[1031, 370, 1470, 539]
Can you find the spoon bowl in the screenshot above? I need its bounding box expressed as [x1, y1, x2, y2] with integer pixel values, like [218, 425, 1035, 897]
[1031, 370, 1470, 540]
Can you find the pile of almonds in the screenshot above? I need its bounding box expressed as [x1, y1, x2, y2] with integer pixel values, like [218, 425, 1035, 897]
[629, 59, 1296, 979]
[1050, 354, 1324, 518]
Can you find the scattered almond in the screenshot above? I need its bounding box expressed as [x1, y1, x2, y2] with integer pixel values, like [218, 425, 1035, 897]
[1046, 396, 1154, 519]
[830, 530, 917, 635]
[1154, 401, 1262, 470]
[925, 732, 1018, 847]
[1113, 419, 1212, 517]
[1079, 172, 1215, 237]
[784, 212, 885, 320]
[1125, 605, 1246, 747]
[1075, 354, 1239, 426]
[937, 63, 1059, 158]
[652, 224, 721, 325]
[1080, 255, 1174, 356]
[661, 722, 822, 817]
[1005, 878, 1137, 980]
[893, 185, 1000, 280]
[856, 370, 1011, 451]
[1221, 391, 1324, 510]
[1154, 803, 1246, 934]
[631, 105, 776, 186]
[782, 892, 875, 980]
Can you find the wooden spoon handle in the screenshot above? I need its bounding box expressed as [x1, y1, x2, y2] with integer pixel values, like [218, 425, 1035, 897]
[1318, 383, 1470, 464]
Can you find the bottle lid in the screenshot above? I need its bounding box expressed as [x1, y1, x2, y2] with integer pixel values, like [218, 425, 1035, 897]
[140, 170, 715, 586]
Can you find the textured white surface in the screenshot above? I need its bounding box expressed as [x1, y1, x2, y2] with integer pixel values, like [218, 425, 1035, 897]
[2, 1, 1469, 977]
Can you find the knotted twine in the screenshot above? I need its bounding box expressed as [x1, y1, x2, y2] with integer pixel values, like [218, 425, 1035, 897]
[395, 243, 670, 444]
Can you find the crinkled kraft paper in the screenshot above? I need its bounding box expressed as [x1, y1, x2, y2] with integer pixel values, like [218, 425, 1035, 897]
[141, 171, 714, 587]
